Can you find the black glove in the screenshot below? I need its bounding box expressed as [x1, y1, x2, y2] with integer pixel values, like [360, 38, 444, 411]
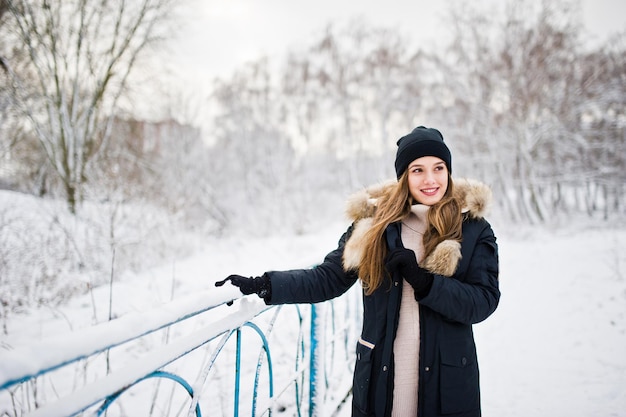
[215, 274, 271, 299]
[385, 247, 434, 300]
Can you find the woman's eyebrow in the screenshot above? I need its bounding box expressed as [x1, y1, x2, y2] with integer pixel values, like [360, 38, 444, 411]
[409, 162, 445, 169]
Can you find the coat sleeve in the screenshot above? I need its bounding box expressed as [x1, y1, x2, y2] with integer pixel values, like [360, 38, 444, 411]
[265, 226, 359, 305]
[419, 219, 500, 324]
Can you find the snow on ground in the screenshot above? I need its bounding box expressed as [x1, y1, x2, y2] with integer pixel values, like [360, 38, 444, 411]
[336, 221, 626, 417]
[2, 217, 626, 416]
[476, 223, 626, 416]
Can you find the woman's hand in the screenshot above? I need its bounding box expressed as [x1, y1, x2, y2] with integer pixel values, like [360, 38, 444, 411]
[385, 248, 434, 299]
[215, 274, 271, 298]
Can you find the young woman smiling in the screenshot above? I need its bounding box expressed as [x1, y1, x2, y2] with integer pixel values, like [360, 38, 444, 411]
[217, 126, 500, 417]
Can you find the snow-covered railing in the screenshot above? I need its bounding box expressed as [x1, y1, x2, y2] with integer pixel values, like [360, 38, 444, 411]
[0, 283, 361, 417]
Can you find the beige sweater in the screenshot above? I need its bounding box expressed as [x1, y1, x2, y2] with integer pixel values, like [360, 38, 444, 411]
[392, 204, 429, 417]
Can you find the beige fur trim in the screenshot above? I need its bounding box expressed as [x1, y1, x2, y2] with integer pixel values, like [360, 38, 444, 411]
[453, 178, 492, 219]
[345, 180, 396, 222]
[345, 190, 377, 222]
[422, 240, 462, 276]
[342, 217, 372, 271]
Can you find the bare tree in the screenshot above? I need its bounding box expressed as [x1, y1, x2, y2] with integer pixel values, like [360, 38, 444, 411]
[2, 0, 176, 213]
[432, 1, 522, 219]
[306, 21, 372, 188]
[210, 57, 302, 235]
[435, 0, 603, 222]
[494, 0, 586, 222]
[576, 34, 626, 218]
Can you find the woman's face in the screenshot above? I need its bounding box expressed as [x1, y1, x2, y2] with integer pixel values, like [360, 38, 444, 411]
[407, 156, 449, 205]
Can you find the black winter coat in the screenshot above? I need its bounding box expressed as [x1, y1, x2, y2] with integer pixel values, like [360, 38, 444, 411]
[266, 179, 500, 417]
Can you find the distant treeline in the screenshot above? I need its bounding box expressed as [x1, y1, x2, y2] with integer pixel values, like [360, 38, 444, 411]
[1, 0, 624, 230]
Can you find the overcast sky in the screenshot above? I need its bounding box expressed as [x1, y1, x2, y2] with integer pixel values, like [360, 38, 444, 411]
[171, 0, 625, 84]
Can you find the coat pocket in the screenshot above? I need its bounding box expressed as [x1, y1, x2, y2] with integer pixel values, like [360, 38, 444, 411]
[439, 343, 480, 414]
[352, 338, 375, 413]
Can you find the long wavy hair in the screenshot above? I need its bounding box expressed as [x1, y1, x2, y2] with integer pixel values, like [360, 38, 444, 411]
[358, 171, 462, 295]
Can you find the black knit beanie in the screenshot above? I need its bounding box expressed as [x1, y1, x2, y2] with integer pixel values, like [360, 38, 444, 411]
[394, 126, 452, 179]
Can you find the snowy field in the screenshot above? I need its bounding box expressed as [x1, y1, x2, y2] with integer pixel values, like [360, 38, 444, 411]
[1, 215, 626, 416]
[475, 223, 626, 416]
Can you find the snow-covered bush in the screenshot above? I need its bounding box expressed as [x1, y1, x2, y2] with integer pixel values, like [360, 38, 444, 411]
[0, 191, 200, 322]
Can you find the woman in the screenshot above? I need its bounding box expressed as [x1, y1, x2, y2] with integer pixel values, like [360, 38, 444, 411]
[216, 126, 500, 417]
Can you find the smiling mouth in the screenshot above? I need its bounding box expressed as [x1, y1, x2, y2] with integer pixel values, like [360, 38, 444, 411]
[421, 188, 439, 196]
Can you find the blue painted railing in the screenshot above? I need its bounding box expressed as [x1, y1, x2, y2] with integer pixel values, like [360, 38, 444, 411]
[0, 282, 361, 417]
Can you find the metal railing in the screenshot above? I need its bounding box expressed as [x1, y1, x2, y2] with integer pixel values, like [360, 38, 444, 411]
[0, 282, 361, 417]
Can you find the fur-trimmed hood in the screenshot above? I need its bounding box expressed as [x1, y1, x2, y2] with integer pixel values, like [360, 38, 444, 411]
[342, 178, 493, 277]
